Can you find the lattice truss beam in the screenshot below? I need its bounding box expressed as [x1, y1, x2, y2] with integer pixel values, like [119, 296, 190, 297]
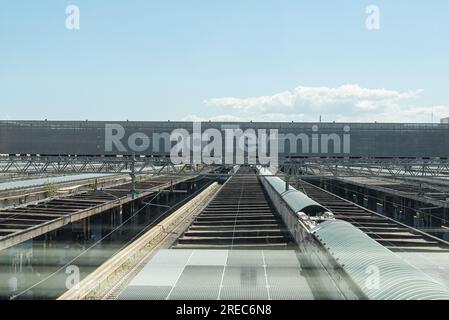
[281, 158, 449, 177]
[0, 156, 212, 175]
[2, 156, 449, 177]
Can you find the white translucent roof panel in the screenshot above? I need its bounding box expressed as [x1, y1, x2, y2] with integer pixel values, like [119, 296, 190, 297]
[118, 249, 317, 300]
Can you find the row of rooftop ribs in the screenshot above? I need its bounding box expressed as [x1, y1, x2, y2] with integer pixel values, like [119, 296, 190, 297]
[175, 166, 449, 252]
[262, 166, 449, 299]
[0, 176, 187, 249]
[175, 166, 449, 299]
[174, 166, 294, 249]
[2, 164, 449, 299]
[296, 181, 449, 253]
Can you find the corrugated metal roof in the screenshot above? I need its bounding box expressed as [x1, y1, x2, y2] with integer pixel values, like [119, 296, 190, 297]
[259, 167, 327, 216]
[312, 220, 449, 300]
[264, 176, 294, 194]
[282, 190, 326, 216]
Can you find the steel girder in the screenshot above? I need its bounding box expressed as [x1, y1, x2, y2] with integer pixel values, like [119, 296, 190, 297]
[2, 156, 449, 178]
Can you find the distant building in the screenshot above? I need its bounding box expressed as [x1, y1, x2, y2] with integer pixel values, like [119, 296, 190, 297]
[441, 117, 449, 124]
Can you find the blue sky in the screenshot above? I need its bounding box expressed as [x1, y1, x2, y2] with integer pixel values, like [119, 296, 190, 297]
[0, 1, 448, 122]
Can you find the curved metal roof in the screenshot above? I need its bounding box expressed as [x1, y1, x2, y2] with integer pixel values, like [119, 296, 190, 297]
[313, 220, 449, 300]
[257, 167, 327, 216]
[282, 189, 327, 216]
[264, 176, 294, 194]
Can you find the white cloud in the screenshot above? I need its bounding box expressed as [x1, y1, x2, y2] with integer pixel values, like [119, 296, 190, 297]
[197, 84, 449, 122]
